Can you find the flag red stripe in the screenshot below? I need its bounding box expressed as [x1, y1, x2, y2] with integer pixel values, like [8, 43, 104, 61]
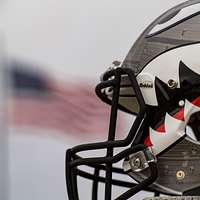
[8, 82, 124, 137]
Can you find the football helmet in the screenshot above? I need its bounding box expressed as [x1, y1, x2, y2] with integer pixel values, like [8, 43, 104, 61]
[66, 1, 200, 199]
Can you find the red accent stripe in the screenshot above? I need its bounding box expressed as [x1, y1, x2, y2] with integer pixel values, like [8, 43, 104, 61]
[156, 124, 165, 132]
[173, 108, 184, 121]
[144, 136, 152, 146]
[192, 96, 200, 107]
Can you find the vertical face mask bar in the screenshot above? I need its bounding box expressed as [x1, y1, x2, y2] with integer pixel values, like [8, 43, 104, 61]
[105, 69, 121, 200]
[66, 149, 76, 200]
[92, 168, 100, 200]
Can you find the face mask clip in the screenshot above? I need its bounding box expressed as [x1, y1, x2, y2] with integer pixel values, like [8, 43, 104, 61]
[123, 147, 156, 173]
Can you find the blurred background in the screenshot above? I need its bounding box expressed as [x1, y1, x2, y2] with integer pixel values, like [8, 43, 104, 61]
[0, 0, 188, 199]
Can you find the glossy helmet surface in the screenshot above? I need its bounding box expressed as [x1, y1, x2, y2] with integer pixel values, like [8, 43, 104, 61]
[66, 1, 200, 199]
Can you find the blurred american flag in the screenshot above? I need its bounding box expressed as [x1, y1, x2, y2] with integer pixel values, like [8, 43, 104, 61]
[7, 61, 124, 137]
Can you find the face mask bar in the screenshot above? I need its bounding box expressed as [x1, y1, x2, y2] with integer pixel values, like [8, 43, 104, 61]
[65, 67, 158, 200]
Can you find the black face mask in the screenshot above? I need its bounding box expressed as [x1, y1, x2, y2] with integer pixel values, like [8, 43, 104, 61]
[66, 67, 157, 200]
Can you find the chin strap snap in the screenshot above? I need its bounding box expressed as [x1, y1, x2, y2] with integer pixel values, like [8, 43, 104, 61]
[123, 147, 156, 173]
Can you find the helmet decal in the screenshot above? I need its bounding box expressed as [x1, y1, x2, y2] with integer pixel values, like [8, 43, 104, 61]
[140, 43, 200, 106]
[179, 60, 200, 88]
[145, 97, 200, 155]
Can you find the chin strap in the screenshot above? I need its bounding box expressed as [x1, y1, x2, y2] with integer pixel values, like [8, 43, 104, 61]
[144, 197, 200, 200]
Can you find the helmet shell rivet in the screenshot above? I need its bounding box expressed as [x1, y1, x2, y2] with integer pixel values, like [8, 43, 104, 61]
[176, 170, 185, 180]
[168, 79, 178, 89]
[179, 100, 185, 107]
[132, 158, 141, 168]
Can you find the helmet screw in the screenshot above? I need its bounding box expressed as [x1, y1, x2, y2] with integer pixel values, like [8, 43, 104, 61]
[132, 158, 141, 168]
[179, 100, 185, 107]
[168, 79, 178, 89]
[176, 170, 185, 180]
